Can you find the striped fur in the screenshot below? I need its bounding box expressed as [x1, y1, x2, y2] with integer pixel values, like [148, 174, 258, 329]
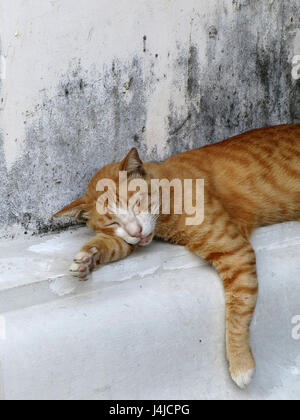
[54, 123, 300, 388]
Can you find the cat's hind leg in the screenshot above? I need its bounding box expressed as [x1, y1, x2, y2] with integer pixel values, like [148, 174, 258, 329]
[188, 227, 258, 388]
[70, 234, 135, 280]
[207, 241, 258, 388]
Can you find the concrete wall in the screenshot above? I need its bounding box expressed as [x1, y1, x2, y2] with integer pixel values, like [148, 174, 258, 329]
[0, 0, 299, 238]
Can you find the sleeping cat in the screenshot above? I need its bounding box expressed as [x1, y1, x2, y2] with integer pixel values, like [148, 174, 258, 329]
[54, 123, 300, 389]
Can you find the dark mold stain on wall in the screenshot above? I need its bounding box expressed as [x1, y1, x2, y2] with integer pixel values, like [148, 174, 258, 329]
[2, 58, 148, 236]
[0, 135, 10, 231]
[167, 0, 300, 158]
[0, 0, 300, 237]
[0, 39, 12, 233]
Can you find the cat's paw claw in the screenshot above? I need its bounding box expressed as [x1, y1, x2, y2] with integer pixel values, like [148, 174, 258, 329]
[70, 250, 98, 281]
[231, 368, 255, 389]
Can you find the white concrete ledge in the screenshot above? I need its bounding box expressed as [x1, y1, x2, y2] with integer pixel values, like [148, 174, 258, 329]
[0, 223, 300, 399]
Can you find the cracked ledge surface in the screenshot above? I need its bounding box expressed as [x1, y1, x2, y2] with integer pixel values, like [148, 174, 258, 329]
[0, 223, 300, 399]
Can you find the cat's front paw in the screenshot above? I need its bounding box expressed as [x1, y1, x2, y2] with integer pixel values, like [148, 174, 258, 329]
[69, 247, 99, 280]
[229, 352, 256, 389]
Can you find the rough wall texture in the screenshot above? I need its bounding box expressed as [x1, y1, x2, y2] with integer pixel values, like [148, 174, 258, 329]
[0, 0, 300, 238]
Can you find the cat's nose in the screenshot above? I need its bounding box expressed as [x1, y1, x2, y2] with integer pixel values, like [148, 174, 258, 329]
[131, 225, 143, 238]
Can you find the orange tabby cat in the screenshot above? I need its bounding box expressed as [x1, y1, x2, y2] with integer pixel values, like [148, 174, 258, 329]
[54, 123, 300, 389]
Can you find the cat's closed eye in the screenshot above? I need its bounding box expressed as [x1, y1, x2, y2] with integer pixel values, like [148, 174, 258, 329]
[105, 222, 120, 228]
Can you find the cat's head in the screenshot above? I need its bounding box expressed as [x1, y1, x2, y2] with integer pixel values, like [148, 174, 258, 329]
[53, 148, 158, 247]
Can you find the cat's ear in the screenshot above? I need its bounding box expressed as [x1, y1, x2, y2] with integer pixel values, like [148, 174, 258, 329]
[53, 197, 89, 221]
[121, 148, 146, 176]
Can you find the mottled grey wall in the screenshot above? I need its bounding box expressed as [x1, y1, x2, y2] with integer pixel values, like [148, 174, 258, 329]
[0, 39, 9, 232]
[0, 0, 300, 238]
